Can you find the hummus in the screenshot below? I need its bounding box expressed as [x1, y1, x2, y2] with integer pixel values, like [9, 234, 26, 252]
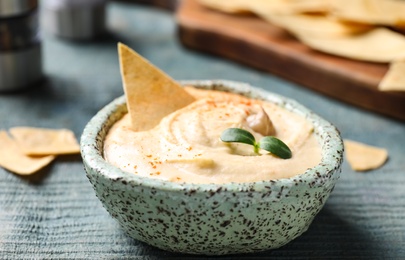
[103, 87, 321, 184]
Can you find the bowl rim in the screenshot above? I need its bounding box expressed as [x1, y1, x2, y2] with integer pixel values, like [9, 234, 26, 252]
[80, 80, 343, 192]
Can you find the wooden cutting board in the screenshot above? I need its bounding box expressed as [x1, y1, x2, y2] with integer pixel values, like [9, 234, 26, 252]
[176, 0, 405, 121]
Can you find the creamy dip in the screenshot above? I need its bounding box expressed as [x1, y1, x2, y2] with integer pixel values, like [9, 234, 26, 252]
[104, 87, 321, 184]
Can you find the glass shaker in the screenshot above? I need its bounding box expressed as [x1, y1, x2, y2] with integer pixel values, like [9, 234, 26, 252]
[0, 0, 42, 92]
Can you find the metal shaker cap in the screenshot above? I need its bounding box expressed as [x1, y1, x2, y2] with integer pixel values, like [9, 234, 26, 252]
[44, 0, 105, 9]
[43, 0, 107, 40]
[0, 0, 38, 17]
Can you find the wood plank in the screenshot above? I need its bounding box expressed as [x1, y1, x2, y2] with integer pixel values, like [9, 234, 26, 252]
[176, 0, 405, 121]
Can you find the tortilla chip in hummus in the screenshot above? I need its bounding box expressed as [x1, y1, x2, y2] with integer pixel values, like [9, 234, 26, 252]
[118, 43, 195, 132]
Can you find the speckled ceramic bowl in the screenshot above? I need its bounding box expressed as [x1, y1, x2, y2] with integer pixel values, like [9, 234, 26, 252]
[80, 80, 343, 255]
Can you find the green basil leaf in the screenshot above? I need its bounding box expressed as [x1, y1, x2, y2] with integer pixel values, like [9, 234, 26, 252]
[220, 128, 256, 146]
[259, 136, 292, 159]
[220, 128, 292, 159]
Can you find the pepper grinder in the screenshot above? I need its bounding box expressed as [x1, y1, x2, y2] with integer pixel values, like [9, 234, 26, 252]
[42, 0, 107, 40]
[0, 0, 42, 92]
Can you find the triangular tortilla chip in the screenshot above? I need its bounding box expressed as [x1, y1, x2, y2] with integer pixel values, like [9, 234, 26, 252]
[198, 0, 252, 14]
[296, 28, 405, 63]
[118, 43, 195, 131]
[200, 0, 330, 15]
[379, 59, 405, 92]
[263, 0, 331, 14]
[344, 139, 388, 171]
[9, 127, 80, 156]
[329, 0, 405, 27]
[257, 13, 372, 39]
[0, 131, 55, 175]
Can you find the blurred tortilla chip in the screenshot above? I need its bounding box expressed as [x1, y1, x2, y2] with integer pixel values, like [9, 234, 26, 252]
[344, 139, 388, 171]
[257, 13, 373, 38]
[200, 0, 405, 64]
[198, 0, 252, 14]
[379, 59, 405, 91]
[272, 0, 331, 14]
[118, 43, 195, 132]
[329, 0, 405, 28]
[199, 0, 330, 15]
[0, 131, 55, 175]
[9, 127, 80, 156]
[297, 27, 405, 63]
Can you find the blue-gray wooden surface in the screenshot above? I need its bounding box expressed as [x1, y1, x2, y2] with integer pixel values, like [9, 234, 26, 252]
[1, 3, 404, 259]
